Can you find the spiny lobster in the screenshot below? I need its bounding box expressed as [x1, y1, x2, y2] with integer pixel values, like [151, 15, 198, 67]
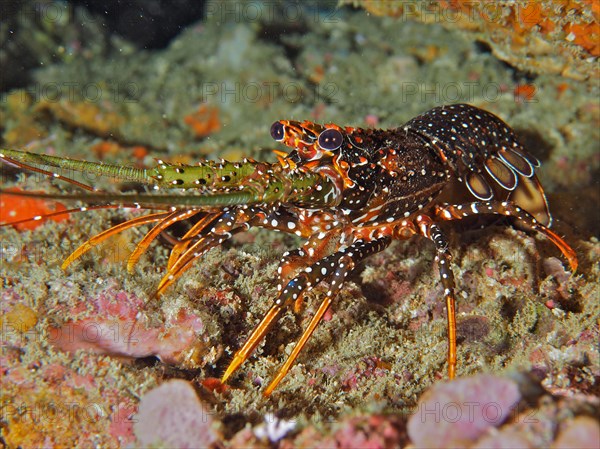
[0, 104, 577, 395]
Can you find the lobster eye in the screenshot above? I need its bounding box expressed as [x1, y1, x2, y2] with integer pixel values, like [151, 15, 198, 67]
[318, 128, 343, 151]
[270, 122, 285, 141]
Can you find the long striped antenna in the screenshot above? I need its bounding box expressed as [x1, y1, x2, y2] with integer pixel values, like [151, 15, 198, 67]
[0, 148, 341, 211]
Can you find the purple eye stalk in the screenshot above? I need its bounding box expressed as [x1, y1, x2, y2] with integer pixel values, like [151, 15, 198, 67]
[318, 128, 344, 151]
[270, 121, 285, 141]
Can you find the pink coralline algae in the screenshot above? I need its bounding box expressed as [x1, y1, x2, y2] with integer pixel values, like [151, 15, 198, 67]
[552, 416, 600, 449]
[333, 415, 408, 449]
[49, 286, 208, 365]
[108, 402, 137, 444]
[341, 357, 393, 391]
[407, 374, 521, 449]
[288, 414, 408, 449]
[134, 379, 220, 448]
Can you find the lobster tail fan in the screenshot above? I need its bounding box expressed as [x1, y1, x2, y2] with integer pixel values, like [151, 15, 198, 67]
[498, 147, 538, 175]
[465, 172, 493, 200]
[484, 157, 517, 191]
[509, 174, 552, 227]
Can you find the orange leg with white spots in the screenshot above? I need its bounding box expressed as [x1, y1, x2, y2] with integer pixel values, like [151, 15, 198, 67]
[424, 199, 579, 378]
[167, 212, 225, 270]
[157, 207, 327, 296]
[221, 236, 392, 394]
[126, 209, 202, 272]
[278, 231, 339, 312]
[156, 208, 262, 295]
[435, 201, 578, 272]
[412, 214, 458, 379]
[62, 211, 181, 270]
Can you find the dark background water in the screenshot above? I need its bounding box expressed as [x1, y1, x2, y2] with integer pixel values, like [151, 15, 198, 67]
[1, 1, 344, 92]
[2, 0, 208, 91]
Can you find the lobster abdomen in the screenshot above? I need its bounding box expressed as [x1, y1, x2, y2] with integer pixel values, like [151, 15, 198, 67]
[402, 104, 551, 225]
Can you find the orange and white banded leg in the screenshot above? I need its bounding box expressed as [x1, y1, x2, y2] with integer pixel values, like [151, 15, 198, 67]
[222, 236, 392, 394]
[156, 208, 259, 295]
[413, 214, 458, 379]
[61, 211, 178, 270]
[435, 201, 578, 272]
[277, 231, 340, 312]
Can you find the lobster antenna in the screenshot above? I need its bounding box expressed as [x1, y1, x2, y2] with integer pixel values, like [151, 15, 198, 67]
[0, 177, 338, 209]
[0, 149, 149, 184]
[1, 148, 341, 208]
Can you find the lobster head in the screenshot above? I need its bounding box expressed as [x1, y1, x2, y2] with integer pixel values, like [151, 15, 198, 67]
[270, 120, 347, 162]
[270, 119, 364, 199]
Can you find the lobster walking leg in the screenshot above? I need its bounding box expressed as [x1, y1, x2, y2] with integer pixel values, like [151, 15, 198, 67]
[156, 208, 260, 295]
[61, 211, 175, 269]
[222, 236, 392, 392]
[265, 236, 392, 394]
[159, 207, 303, 295]
[414, 215, 458, 379]
[435, 201, 578, 272]
[158, 207, 306, 295]
[127, 209, 202, 272]
[277, 231, 339, 312]
[167, 212, 223, 269]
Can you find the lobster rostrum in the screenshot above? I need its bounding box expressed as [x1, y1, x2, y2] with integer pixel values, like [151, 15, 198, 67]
[0, 104, 577, 395]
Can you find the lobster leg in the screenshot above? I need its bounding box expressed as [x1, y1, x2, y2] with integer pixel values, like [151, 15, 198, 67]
[158, 206, 314, 295]
[222, 236, 392, 394]
[157, 206, 290, 294]
[434, 201, 578, 272]
[219, 251, 335, 386]
[278, 232, 340, 312]
[264, 236, 392, 395]
[126, 209, 202, 272]
[414, 215, 458, 379]
[156, 228, 245, 295]
[156, 208, 256, 295]
[61, 211, 175, 269]
[167, 212, 222, 270]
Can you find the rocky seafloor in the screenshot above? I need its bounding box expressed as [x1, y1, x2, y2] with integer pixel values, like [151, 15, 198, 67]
[0, 1, 598, 447]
